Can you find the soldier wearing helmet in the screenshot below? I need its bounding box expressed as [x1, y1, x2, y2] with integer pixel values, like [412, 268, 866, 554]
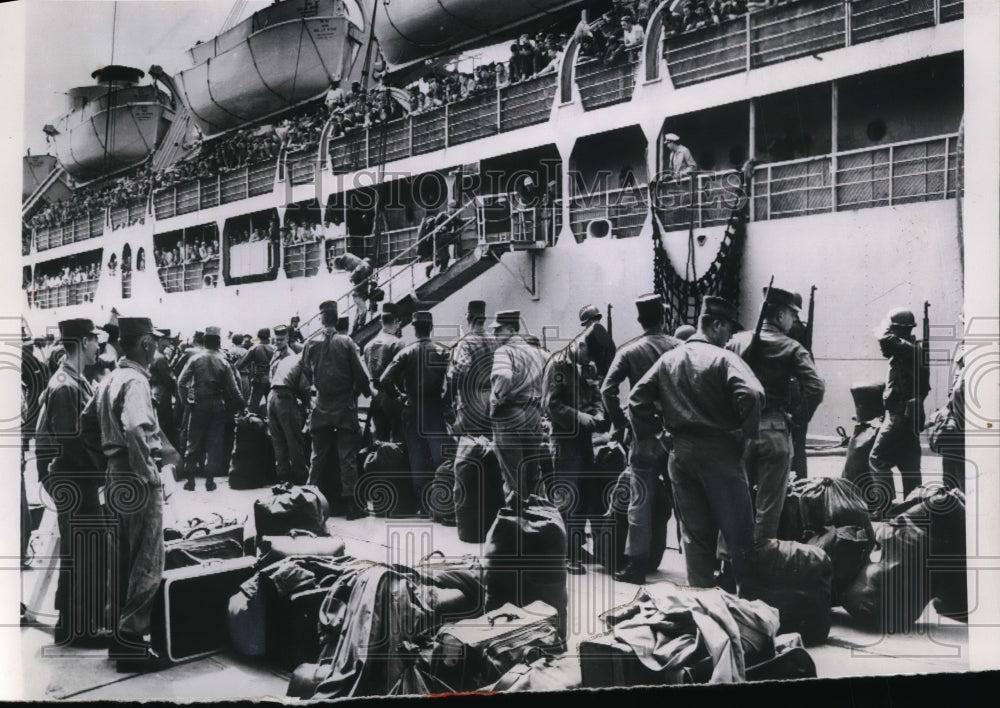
[868, 306, 930, 514]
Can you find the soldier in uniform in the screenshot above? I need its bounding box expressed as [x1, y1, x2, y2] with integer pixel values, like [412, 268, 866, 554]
[93, 317, 169, 671]
[267, 324, 310, 483]
[149, 330, 179, 449]
[363, 302, 405, 442]
[785, 291, 812, 479]
[380, 311, 451, 508]
[178, 326, 247, 491]
[490, 310, 547, 503]
[301, 301, 371, 519]
[726, 286, 825, 541]
[868, 306, 931, 509]
[579, 304, 616, 380]
[237, 327, 275, 414]
[601, 294, 682, 583]
[628, 297, 764, 589]
[227, 333, 250, 399]
[34, 318, 108, 647]
[545, 338, 608, 574]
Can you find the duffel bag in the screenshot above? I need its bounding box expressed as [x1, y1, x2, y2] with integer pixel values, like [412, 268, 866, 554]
[895, 484, 967, 622]
[253, 483, 330, 537]
[745, 633, 817, 682]
[778, 477, 875, 550]
[841, 422, 888, 515]
[841, 515, 930, 633]
[359, 441, 418, 518]
[414, 551, 485, 621]
[850, 382, 885, 422]
[257, 529, 346, 568]
[429, 601, 565, 692]
[806, 525, 873, 604]
[227, 574, 267, 657]
[454, 436, 505, 543]
[489, 651, 581, 692]
[484, 495, 568, 638]
[426, 457, 456, 525]
[741, 539, 833, 645]
[229, 413, 278, 489]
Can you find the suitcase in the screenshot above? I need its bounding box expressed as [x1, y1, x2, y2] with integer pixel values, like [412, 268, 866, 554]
[429, 601, 566, 692]
[490, 652, 582, 692]
[266, 583, 335, 671]
[256, 530, 346, 568]
[164, 520, 246, 570]
[413, 551, 486, 621]
[151, 556, 257, 662]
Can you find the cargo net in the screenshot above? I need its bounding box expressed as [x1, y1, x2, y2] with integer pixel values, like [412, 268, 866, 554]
[650, 178, 748, 333]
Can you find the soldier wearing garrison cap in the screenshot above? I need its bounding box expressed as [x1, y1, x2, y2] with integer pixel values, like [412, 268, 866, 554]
[34, 318, 108, 648]
[579, 303, 616, 380]
[867, 306, 931, 513]
[301, 299, 372, 519]
[489, 310, 546, 502]
[726, 286, 825, 542]
[601, 294, 683, 583]
[178, 325, 247, 491]
[445, 300, 496, 438]
[380, 311, 451, 511]
[363, 301, 405, 442]
[628, 296, 764, 589]
[267, 323, 310, 483]
[91, 317, 171, 670]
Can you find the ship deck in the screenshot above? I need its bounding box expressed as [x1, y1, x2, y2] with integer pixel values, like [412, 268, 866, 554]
[16, 448, 969, 701]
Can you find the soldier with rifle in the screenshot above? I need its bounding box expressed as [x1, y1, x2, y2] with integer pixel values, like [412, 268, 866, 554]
[726, 281, 825, 541]
[786, 287, 816, 479]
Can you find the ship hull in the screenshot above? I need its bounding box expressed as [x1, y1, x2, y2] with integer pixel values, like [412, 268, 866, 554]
[51, 86, 174, 181]
[173, 16, 355, 138]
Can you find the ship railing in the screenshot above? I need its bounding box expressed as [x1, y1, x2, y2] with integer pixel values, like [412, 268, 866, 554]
[568, 185, 649, 242]
[475, 192, 557, 248]
[283, 241, 324, 278]
[32, 210, 105, 251]
[157, 257, 220, 293]
[652, 171, 746, 230]
[30, 279, 99, 309]
[300, 203, 475, 339]
[751, 133, 959, 221]
[575, 56, 640, 111]
[287, 147, 318, 186]
[326, 76, 558, 175]
[109, 198, 148, 230]
[153, 159, 279, 218]
[664, 0, 961, 89]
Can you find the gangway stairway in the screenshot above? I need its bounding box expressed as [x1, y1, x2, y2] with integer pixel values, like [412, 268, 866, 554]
[302, 197, 551, 349]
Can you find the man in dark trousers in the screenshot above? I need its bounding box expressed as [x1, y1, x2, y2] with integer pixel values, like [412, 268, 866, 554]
[726, 286, 825, 541]
[34, 318, 108, 647]
[579, 304, 616, 380]
[545, 337, 608, 574]
[237, 327, 274, 414]
[363, 302, 405, 442]
[601, 294, 682, 583]
[93, 317, 169, 671]
[490, 310, 546, 503]
[785, 291, 812, 479]
[178, 326, 247, 491]
[380, 311, 451, 509]
[150, 330, 179, 449]
[267, 324, 311, 483]
[446, 300, 496, 439]
[868, 306, 931, 511]
[628, 296, 764, 589]
[301, 301, 372, 519]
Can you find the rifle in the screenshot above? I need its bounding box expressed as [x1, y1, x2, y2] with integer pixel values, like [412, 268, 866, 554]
[804, 285, 816, 359]
[606, 303, 613, 342]
[745, 275, 774, 365]
[921, 301, 932, 398]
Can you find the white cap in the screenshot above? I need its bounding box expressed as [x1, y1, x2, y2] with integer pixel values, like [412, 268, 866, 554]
[664, 133, 680, 142]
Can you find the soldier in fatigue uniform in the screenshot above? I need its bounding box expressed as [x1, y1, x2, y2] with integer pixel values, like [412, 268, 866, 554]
[628, 297, 764, 589]
[490, 310, 547, 504]
[380, 311, 451, 509]
[301, 301, 371, 519]
[544, 337, 608, 575]
[237, 328, 275, 415]
[726, 286, 824, 541]
[178, 326, 247, 491]
[579, 304, 616, 380]
[34, 318, 108, 647]
[364, 302, 405, 442]
[868, 306, 931, 510]
[149, 330, 179, 449]
[267, 324, 310, 483]
[785, 292, 811, 479]
[601, 294, 682, 584]
[227, 334, 250, 399]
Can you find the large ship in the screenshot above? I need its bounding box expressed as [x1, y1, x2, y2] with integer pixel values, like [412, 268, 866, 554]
[21, 0, 966, 440]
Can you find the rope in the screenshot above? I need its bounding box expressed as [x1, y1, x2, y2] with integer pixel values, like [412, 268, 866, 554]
[650, 174, 748, 333]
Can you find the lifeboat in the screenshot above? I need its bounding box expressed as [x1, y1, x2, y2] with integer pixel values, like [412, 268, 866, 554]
[46, 65, 175, 182]
[171, 0, 366, 138]
[357, 0, 585, 69]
